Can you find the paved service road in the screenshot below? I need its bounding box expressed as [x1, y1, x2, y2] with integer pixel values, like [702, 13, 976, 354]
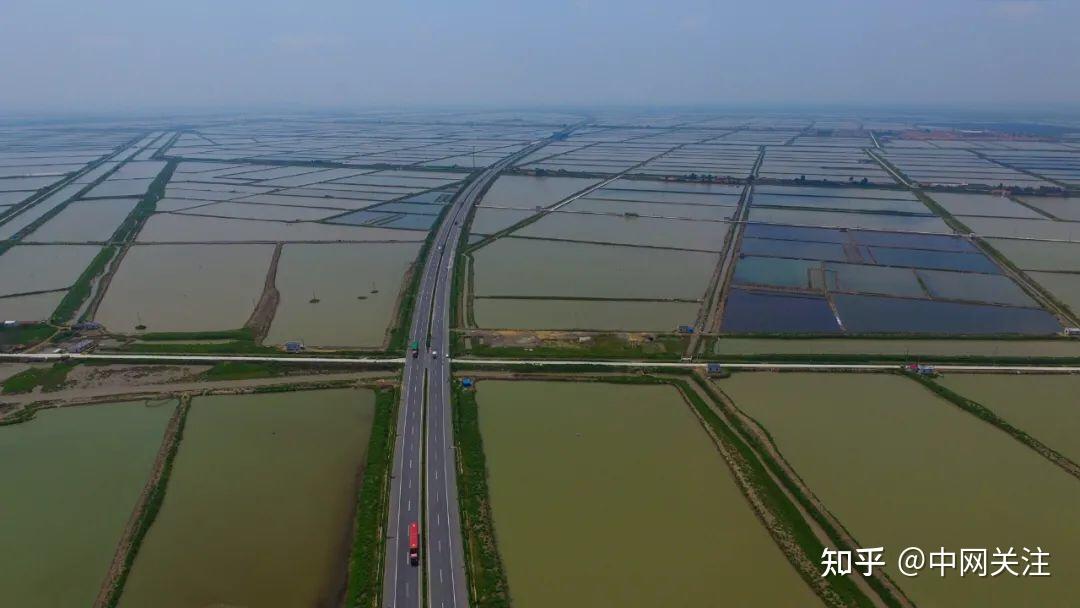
[383, 135, 557, 608]
[5, 352, 1079, 375]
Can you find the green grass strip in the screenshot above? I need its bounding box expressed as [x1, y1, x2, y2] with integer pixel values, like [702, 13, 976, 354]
[0, 323, 56, 347]
[1, 362, 75, 394]
[346, 386, 398, 607]
[137, 328, 254, 341]
[51, 245, 117, 324]
[464, 333, 687, 361]
[452, 381, 510, 607]
[199, 361, 283, 381]
[103, 398, 189, 607]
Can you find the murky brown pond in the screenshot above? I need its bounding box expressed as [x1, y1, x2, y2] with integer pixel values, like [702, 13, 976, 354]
[118, 389, 374, 608]
[938, 374, 1080, 463]
[718, 372, 1080, 607]
[266, 242, 420, 347]
[95, 244, 272, 333]
[477, 380, 815, 607]
[0, 400, 175, 607]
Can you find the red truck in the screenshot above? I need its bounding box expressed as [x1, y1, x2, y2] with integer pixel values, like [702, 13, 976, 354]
[409, 522, 420, 566]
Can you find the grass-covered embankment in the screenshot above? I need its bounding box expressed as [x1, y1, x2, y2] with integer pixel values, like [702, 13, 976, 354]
[458, 332, 688, 361]
[199, 361, 284, 381]
[110, 328, 279, 355]
[345, 387, 398, 608]
[99, 396, 189, 608]
[51, 246, 117, 324]
[110, 160, 177, 243]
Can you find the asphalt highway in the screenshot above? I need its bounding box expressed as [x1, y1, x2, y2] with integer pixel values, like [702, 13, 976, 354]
[383, 136, 555, 608]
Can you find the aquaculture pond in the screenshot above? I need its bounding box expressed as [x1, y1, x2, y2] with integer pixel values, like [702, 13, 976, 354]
[265, 242, 420, 347]
[718, 373, 1080, 607]
[136, 213, 425, 243]
[0, 244, 101, 297]
[118, 389, 374, 608]
[480, 175, 600, 207]
[560, 197, 737, 220]
[476, 380, 816, 607]
[96, 244, 273, 333]
[986, 239, 1080, 272]
[474, 298, 700, 332]
[0, 290, 65, 321]
[1027, 271, 1080, 315]
[721, 288, 842, 333]
[468, 207, 537, 235]
[0, 400, 175, 608]
[938, 374, 1080, 463]
[711, 337, 1080, 358]
[26, 198, 136, 242]
[832, 294, 1061, 335]
[750, 207, 952, 233]
[471, 237, 717, 300]
[513, 212, 729, 251]
[928, 192, 1043, 218]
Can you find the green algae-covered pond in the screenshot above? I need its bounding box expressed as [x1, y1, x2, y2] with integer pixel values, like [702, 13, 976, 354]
[118, 389, 374, 608]
[476, 380, 816, 607]
[0, 400, 175, 607]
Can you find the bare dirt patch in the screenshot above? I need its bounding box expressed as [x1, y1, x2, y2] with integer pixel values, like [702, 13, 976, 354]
[247, 242, 283, 343]
[63, 364, 210, 392]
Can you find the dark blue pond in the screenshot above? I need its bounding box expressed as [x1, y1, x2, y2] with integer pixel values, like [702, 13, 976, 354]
[370, 201, 442, 214]
[404, 190, 454, 204]
[850, 231, 975, 252]
[743, 224, 848, 243]
[869, 247, 1000, 273]
[721, 288, 843, 334]
[380, 213, 438, 230]
[739, 238, 849, 262]
[327, 210, 395, 226]
[834, 294, 1062, 335]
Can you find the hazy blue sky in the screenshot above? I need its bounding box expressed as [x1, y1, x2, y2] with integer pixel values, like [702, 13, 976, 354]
[2, 0, 1078, 112]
